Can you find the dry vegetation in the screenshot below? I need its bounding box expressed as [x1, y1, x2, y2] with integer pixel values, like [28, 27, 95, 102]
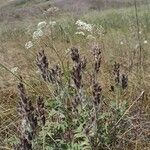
[0, 0, 150, 150]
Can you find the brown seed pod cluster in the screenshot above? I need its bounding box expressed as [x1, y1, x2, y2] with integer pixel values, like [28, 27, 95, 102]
[14, 78, 45, 150]
[36, 50, 61, 84]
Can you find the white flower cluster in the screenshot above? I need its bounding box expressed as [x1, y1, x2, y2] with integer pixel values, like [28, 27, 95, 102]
[33, 29, 44, 39]
[120, 41, 124, 45]
[37, 21, 47, 29]
[47, 7, 59, 13]
[144, 40, 148, 44]
[32, 21, 47, 39]
[11, 67, 19, 74]
[86, 34, 96, 40]
[76, 20, 93, 32]
[33, 20, 57, 39]
[75, 20, 104, 41]
[43, 7, 59, 16]
[25, 41, 33, 49]
[25, 20, 57, 49]
[75, 31, 85, 36]
[49, 21, 56, 27]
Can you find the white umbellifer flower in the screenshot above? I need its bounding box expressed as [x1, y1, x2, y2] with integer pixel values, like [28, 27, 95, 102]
[76, 20, 93, 32]
[37, 21, 47, 29]
[135, 43, 139, 49]
[65, 48, 70, 54]
[76, 20, 86, 26]
[144, 40, 148, 44]
[33, 29, 44, 39]
[49, 21, 56, 27]
[86, 35, 96, 40]
[75, 31, 85, 36]
[120, 41, 124, 45]
[47, 7, 59, 13]
[36, 69, 41, 74]
[25, 41, 33, 49]
[11, 67, 18, 74]
[43, 7, 59, 15]
[139, 31, 142, 34]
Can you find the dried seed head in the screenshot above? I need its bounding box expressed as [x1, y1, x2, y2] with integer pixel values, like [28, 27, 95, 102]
[18, 81, 28, 105]
[21, 137, 32, 150]
[36, 96, 46, 125]
[92, 81, 102, 106]
[72, 63, 82, 89]
[113, 62, 128, 89]
[36, 50, 49, 81]
[121, 74, 128, 89]
[47, 64, 62, 84]
[14, 137, 32, 150]
[113, 62, 120, 85]
[70, 47, 87, 108]
[70, 47, 80, 63]
[92, 45, 101, 58]
[94, 57, 101, 73]
[92, 45, 102, 73]
[72, 94, 80, 112]
[85, 127, 90, 135]
[113, 62, 120, 74]
[70, 48, 86, 89]
[17, 79, 38, 150]
[110, 85, 115, 92]
[37, 50, 62, 84]
[81, 57, 87, 70]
